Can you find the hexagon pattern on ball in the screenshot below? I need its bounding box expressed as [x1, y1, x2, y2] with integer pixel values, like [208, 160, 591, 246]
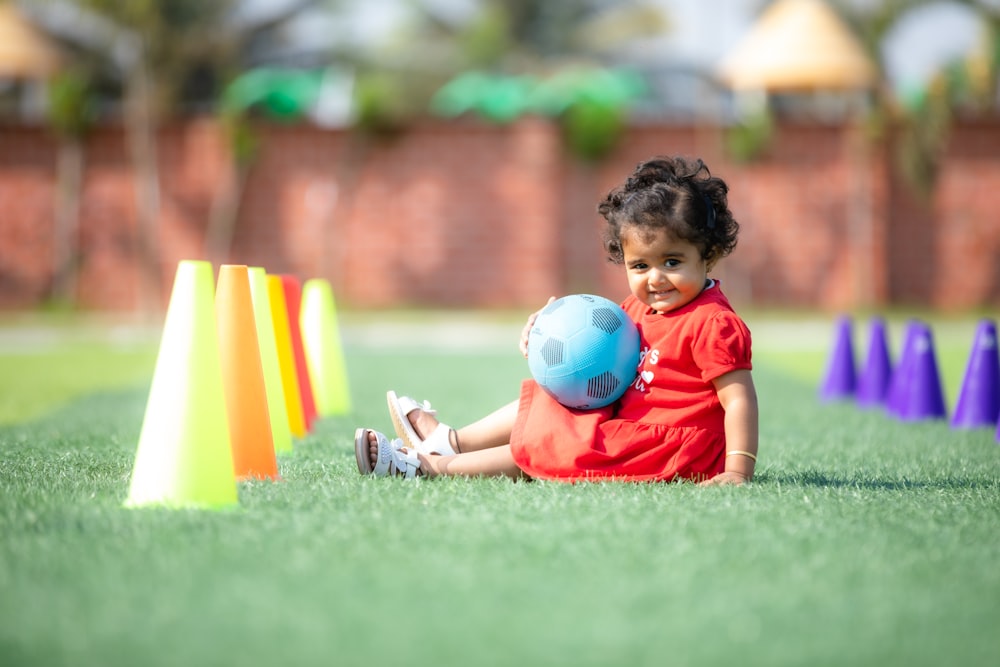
[527, 294, 640, 409]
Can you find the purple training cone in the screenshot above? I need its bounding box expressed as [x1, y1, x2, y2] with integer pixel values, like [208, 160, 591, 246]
[885, 320, 920, 418]
[856, 317, 893, 409]
[895, 321, 947, 422]
[819, 315, 856, 402]
[950, 319, 1000, 430]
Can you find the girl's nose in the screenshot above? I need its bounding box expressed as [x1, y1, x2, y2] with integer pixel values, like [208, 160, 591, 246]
[648, 268, 669, 288]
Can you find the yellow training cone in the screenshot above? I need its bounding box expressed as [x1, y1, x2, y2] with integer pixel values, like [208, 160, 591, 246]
[280, 275, 317, 431]
[300, 278, 352, 416]
[268, 274, 307, 438]
[216, 265, 278, 480]
[125, 260, 238, 509]
[248, 267, 293, 454]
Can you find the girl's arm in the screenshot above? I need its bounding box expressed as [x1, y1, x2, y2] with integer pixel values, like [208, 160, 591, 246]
[700, 369, 759, 486]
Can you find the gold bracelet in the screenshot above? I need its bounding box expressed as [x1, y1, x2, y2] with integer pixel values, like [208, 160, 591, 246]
[726, 450, 757, 462]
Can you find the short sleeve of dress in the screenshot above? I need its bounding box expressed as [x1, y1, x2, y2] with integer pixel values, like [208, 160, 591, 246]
[693, 311, 753, 382]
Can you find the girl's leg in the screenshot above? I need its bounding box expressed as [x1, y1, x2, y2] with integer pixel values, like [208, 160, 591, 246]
[409, 400, 518, 453]
[362, 431, 525, 479]
[366, 399, 522, 475]
[418, 445, 523, 479]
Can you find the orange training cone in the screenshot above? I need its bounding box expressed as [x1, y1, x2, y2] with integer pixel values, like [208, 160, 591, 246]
[281, 274, 318, 431]
[125, 260, 238, 509]
[268, 274, 307, 438]
[248, 267, 293, 454]
[300, 278, 352, 416]
[216, 265, 279, 480]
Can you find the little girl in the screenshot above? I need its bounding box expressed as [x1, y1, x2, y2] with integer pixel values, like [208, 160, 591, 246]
[355, 155, 758, 485]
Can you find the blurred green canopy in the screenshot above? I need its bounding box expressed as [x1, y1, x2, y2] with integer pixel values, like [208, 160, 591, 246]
[430, 67, 648, 123]
[221, 65, 649, 125]
[222, 67, 324, 119]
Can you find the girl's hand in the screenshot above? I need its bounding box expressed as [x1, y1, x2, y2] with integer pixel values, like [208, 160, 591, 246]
[699, 471, 750, 486]
[519, 296, 556, 358]
[704, 371, 758, 487]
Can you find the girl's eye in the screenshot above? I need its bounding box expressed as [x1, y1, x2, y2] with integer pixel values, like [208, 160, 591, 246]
[664, 259, 680, 268]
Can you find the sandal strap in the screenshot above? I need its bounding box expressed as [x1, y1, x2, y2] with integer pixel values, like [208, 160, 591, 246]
[372, 431, 399, 476]
[418, 423, 457, 457]
[371, 432, 422, 478]
[397, 395, 437, 417]
[392, 448, 422, 479]
[388, 391, 454, 456]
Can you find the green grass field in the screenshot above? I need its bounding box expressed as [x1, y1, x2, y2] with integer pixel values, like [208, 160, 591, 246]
[1, 312, 998, 667]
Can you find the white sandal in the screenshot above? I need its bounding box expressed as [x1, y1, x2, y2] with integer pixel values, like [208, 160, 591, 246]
[386, 390, 458, 456]
[354, 428, 422, 478]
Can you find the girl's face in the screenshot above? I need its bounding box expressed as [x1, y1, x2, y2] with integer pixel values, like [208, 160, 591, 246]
[621, 225, 709, 314]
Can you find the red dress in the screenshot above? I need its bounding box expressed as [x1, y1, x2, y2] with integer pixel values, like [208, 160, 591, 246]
[510, 282, 752, 482]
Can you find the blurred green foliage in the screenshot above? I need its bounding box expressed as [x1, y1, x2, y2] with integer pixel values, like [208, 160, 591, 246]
[46, 68, 96, 139]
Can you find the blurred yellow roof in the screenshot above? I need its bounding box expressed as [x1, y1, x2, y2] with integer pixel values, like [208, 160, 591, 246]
[0, 4, 63, 79]
[717, 0, 877, 91]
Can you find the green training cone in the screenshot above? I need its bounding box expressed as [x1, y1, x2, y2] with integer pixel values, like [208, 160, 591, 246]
[125, 260, 238, 509]
[248, 267, 293, 454]
[300, 278, 352, 416]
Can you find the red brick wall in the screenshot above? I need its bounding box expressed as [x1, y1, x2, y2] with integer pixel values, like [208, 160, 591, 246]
[0, 127, 59, 305]
[928, 119, 1000, 306]
[591, 123, 891, 309]
[1, 116, 998, 313]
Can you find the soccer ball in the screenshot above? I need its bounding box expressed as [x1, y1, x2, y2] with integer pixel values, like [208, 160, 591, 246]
[527, 294, 640, 409]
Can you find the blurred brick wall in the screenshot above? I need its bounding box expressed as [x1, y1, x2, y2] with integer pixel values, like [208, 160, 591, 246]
[1, 116, 998, 312]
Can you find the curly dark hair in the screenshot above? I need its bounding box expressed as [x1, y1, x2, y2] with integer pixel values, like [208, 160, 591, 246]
[599, 156, 739, 267]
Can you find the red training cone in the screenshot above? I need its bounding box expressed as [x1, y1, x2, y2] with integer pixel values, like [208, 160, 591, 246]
[281, 274, 318, 432]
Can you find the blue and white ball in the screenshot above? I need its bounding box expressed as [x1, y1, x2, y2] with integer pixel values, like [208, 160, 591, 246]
[527, 294, 640, 409]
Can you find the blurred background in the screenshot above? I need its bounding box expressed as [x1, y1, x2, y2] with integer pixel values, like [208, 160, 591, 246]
[1, 0, 998, 316]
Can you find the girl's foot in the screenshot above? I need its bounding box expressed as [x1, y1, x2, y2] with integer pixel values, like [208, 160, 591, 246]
[354, 428, 421, 478]
[386, 391, 460, 456]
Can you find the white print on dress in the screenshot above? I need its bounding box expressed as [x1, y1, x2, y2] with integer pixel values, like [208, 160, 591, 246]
[633, 345, 659, 392]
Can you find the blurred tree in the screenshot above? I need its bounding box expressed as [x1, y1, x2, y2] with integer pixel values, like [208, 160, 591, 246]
[62, 0, 237, 313]
[345, 0, 667, 154]
[29, 0, 324, 309]
[45, 66, 95, 306]
[836, 0, 1000, 197]
[461, 0, 668, 65]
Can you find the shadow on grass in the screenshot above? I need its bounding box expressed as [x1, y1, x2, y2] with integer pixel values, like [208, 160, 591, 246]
[756, 468, 999, 491]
